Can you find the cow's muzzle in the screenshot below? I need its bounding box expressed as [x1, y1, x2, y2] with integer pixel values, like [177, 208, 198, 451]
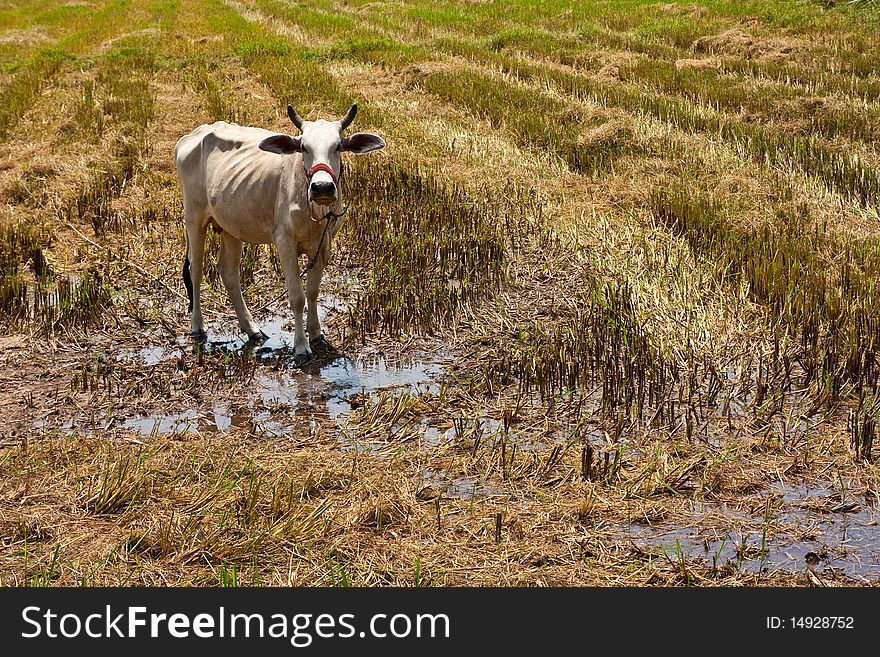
[309, 180, 337, 204]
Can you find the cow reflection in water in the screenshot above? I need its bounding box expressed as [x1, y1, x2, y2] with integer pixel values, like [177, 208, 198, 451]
[184, 330, 440, 438]
[187, 336, 348, 433]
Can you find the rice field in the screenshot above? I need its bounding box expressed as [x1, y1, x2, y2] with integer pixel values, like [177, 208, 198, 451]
[1, 0, 880, 586]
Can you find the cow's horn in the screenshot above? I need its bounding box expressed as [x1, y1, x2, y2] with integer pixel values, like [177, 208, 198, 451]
[339, 103, 357, 131]
[287, 104, 304, 131]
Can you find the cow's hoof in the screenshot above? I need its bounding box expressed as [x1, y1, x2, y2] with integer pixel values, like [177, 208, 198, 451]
[189, 330, 208, 342]
[310, 334, 331, 350]
[294, 352, 313, 366]
[248, 330, 269, 343]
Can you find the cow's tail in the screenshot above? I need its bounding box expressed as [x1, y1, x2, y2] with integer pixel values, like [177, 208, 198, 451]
[183, 232, 194, 314]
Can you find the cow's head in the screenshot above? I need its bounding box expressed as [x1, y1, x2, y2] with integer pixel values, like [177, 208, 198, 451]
[258, 103, 385, 206]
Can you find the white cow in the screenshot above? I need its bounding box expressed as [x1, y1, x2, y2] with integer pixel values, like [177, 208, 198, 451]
[174, 103, 386, 364]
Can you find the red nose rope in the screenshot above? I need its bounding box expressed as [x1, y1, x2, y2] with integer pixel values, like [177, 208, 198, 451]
[300, 159, 350, 281]
[303, 161, 339, 185]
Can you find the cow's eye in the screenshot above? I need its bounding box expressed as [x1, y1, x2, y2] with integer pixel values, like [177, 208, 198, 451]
[335, 144, 341, 152]
[301, 145, 308, 154]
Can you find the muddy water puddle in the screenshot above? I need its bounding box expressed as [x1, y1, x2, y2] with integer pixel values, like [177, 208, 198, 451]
[116, 344, 184, 366]
[121, 407, 252, 435]
[613, 482, 880, 581]
[420, 467, 506, 500]
[114, 354, 443, 438]
[111, 310, 444, 439]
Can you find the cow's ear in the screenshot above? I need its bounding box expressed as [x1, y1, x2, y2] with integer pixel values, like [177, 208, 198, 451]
[342, 132, 386, 154]
[259, 134, 302, 155]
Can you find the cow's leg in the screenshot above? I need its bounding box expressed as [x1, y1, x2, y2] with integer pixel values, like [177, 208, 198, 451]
[305, 257, 330, 349]
[184, 209, 208, 341]
[276, 238, 311, 364]
[218, 233, 265, 341]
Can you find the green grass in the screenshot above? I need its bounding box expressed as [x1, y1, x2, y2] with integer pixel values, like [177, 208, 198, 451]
[416, 68, 642, 176]
[429, 42, 880, 206]
[341, 157, 516, 337]
[0, 52, 66, 140]
[651, 182, 880, 400]
[483, 277, 674, 421]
